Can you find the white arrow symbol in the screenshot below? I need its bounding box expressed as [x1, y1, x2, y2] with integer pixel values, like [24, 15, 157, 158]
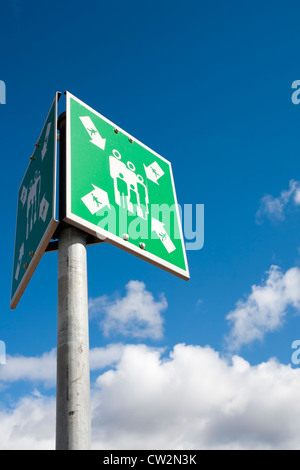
[15, 243, 24, 281]
[80, 116, 106, 151]
[151, 217, 176, 253]
[144, 161, 164, 185]
[20, 185, 28, 207]
[39, 194, 49, 222]
[81, 184, 110, 214]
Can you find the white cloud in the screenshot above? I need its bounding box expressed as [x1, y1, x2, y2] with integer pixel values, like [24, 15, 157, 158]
[0, 349, 57, 387]
[0, 344, 127, 388]
[0, 344, 300, 449]
[89, 280, 167, 340]
[90, 344, 300, 450]
[225, 265, 300, 351]
[2, 343, 300, 449]
[256, 179, 300, 224]
[4, 272, 300, 450]
[0, 392, 55, 450]
[89, 343, 126, 370]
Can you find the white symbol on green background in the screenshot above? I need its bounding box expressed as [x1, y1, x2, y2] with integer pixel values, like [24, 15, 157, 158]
[79, 123, 177, 254]
[11, 93, 60, 310]
[66, 93, 189, 281]
[151, 218, 176, 253]
[26, 170, 42, 239]
[20, 186, 27, 207]
[81, 185, 110, 214]
[80, 116, 106, 150]
[109, 149, 149, 220]
[15, 242, 24, 281]
[144, 161, 164, 184]
[39, 194, 49, 222]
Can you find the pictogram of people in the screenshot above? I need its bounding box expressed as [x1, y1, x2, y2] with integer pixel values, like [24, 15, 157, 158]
[129, 183, 139, 215]
[136, 179, 148, 219]
[116, 172, 129, 210]
[92, 193, 102, 208]
[109, 150, 149, 220]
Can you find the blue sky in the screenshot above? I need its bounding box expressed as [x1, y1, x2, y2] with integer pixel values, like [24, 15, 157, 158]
[2, 0, 300, 450]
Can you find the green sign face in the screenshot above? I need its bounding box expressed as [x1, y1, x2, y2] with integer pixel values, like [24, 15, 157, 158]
[10, 93, 60, 309]
[65, 92, 189, 280]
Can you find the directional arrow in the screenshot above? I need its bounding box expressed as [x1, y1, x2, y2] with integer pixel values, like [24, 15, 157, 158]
[151, 217, 176, 253]
[144, 161, 164, 184]
[39, 194, 49, 222]
[20, 185, 27, 207]
[79, 116, 106, 151]
[15, 243, 24, 281]
[81, 184, 110, 214]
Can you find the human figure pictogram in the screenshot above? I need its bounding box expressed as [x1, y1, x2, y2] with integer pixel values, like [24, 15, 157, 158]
[116, 173, 128, 209]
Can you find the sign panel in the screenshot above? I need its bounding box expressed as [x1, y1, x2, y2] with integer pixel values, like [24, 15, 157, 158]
[65, 92, 189, 280]
[10, 93, 60, 309]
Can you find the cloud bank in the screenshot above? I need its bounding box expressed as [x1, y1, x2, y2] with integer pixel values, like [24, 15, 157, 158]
[1, 344, 300, 450]
[2, 274, 300, 450]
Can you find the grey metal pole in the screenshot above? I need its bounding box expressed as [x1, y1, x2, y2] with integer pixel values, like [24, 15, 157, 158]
[56, 225, 91, 450]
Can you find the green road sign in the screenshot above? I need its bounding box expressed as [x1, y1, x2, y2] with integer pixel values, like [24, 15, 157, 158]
[65, 92, 189, 280]
[10, 93, 60, 309]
